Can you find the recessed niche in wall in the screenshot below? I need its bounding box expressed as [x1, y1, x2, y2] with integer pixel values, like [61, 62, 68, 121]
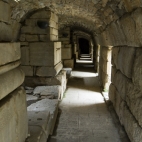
[37, 20, 49, 29]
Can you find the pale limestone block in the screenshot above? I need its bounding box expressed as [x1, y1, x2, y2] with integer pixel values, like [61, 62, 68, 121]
[0, 60, 20, 75]
[0, 1, 11, 23]
[0, 42, 20, 66]
[25, 35, 39, 41]
[0, 87, 28, 142]
[63, 59, 74, 69]
[0, 68, 25, 100]
[21, 46, 30, 65]
[28, 111, 50, 141]
[27, 99, 59, 134]
[36, 62, 63, 77]
[62, 47, 72, 59]
[20, 66, 33, 76]
[117, 47, 136, 78]
[0, 22, 12, 41]
[30, 42, 61, 66]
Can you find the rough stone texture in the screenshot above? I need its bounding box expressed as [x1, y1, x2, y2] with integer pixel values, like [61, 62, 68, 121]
[21, 46, 30, 65]
[20, 66, 33, 76]
[0, 1, 11, 23]
[28, 111, 50, 141]
[30, 42, 61, 66]
[117, 47, 136, 78]
[36, 62, 63, 77]
[33, 86, 61, 98]
[27, 99, 59, 134]
[0, 60, 20, 75]
[62, 47, 72, 59]
[63, 59, 74, 69]
[0, 67, 25, 100]
[0, 87, 28, 142]
[0, 43, 21, 66]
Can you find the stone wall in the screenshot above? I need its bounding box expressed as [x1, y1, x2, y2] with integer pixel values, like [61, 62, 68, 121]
[109, 46, 142, 142]
[0, 1, 28, 141]
[59, 27, 74, 69]
[19, 9, 64, 86]
[99, 46, 112, 91]
[96, 7, 142, 142]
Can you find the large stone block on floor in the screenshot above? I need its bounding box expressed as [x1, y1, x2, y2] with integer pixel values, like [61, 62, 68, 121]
[62, 47, 72, 59]
[36, 62, 63, 77]
[0, 1, 11, 23]
[117, 47, 136, 78]
[27, 99, 59, 134]
[0, 42, 20, 66]
[0, 68, 25, 100]
[20, 66, 33, 76]
[29, 42, 61, 66]
[33, 86, 61, 98]
[56, 70, 67, 99]
[63, 59, 74, 69]
[0, 87, 28, 142]
[111, 66, 117, 83]
[28, 111, 50, 142]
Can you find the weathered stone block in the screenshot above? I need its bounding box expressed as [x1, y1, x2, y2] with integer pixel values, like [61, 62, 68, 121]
[62, 47, 72, 59]
[0, 68, 25, 100]
[39, 34, 58, 41]
[63, 59, 74, 69]
[0, 60, 20, 75]
[20, 66, 33, 76]
[30, 11, 58, 22]
[25, 35, 39, 41]
[0, 87, 28, 142]
[117, 47, 136, 78]
[112, 47, 119, 67]
[111, 66, 117, 83]
[0, 42, 20, 66]
[132, 48, 142, 88]
[30, 42, 61, 66]
[109, 83, 116, 105]
[0, 22, 13, 41]
[114, 71, 130, 100]
[0, 1, 11, 23]
[36, 62, 63, 77]
[28, 111, 50, 141]
[27, 99, 59, 134]
[21, 46, 30, 65]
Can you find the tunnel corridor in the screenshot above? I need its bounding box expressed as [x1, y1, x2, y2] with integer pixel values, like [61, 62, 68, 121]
[1, 0, 142, 142]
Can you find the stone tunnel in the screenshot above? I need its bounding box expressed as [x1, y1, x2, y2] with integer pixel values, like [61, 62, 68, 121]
[0, 0, 142, 142]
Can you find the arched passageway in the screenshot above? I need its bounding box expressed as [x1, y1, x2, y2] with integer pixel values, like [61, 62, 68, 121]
[78, 38, 90, 54]
[0, 1, 142, 142]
